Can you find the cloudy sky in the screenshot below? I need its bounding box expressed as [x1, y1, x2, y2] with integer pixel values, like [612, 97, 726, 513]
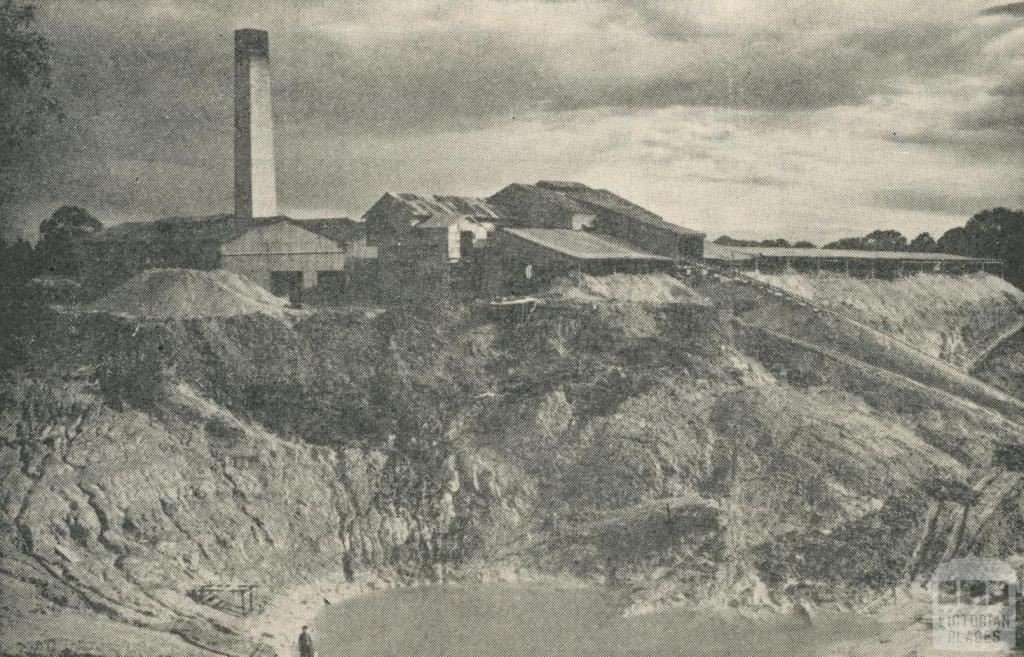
[10, 0, 1024, 242]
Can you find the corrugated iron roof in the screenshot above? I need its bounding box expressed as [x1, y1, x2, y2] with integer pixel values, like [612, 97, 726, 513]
[394, 193, 507, 222]
[502, 228, 671, 261]
[415, 212, 493, 230]
[416, 212, 462, 229]
[90, 215, 258, 244]
[89, 215, 361, 247]
[534, 181, 704, 238]
[490, 183, 588, 216]
[295, 217, 366, 245]
[704, 243, 1003, 264]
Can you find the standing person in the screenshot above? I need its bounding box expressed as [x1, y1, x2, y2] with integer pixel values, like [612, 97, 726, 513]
[342, 551, 355, 583]
[299, 626, 315, 657]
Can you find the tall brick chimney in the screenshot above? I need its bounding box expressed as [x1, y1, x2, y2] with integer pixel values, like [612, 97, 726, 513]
[234, 29, 278, 219]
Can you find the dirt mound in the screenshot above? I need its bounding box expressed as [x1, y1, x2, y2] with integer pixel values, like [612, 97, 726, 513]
[89, 268, 290, 320]
[543, 273, 709, 304]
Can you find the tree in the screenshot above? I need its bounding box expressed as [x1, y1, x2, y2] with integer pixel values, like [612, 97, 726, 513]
[0, 0, 58, 367]
[36, 205, 102, 277]
[715, 236, 810, 248]
[864, 229, 908, 251]
[909, 232, 936, 252]
[937, 208, 1024, 288]
[0, 237, 39, 369]
[825, 229, 908, 251]
[824, 236, 865, 250]
[0, 1, 57, 213]
[935, 225, 968, 255]
[715, 235, 757, 246]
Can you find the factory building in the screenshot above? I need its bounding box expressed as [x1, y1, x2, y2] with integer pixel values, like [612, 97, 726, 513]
[364, 181, 706, 299]
[81, 27, 1005, 307]
[363, 193, 506, 300]
[482, 228, 674, 297]
[83, 29, 372, 302]
[85, 215, 376, 302]
[489, 181, 705, 260]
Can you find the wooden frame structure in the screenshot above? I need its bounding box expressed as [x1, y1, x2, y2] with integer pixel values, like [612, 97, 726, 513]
[193, 583, 260, 616]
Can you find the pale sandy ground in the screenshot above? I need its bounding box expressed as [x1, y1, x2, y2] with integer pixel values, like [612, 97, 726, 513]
[245, 571, 393, 657]
[820, 585, 1016, 657]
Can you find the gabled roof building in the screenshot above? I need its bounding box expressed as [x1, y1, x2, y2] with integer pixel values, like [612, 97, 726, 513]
[363, 192, 504, 259]
[489, 181, 705, 260]
[84, 215, 376, 301]
[362, 193, 506, 300]
[363, 182, 706, 300]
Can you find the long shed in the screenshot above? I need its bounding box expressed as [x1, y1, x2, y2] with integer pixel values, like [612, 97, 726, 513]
[704, 243, 1004, 277]
[489, 181, 705, 260]
[484, 227, 673, 296]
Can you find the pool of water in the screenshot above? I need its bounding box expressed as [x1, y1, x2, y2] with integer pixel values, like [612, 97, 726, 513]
[312, 584, 884, 657]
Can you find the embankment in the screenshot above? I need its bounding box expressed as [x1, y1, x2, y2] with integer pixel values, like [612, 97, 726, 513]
[6, 269, 1024, 656]
[687, 270, 1024, 423]
[750, 271, 1024, 369]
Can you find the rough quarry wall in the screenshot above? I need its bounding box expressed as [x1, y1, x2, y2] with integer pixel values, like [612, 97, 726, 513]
[0, 374, 516, 657]
[9, 271, 1024, 656]
[0, 377, 349, 656]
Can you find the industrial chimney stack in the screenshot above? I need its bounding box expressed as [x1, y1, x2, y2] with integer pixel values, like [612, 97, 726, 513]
[234, 29, 278, 219]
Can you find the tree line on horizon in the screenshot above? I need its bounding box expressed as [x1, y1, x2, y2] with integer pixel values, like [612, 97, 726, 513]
[716, 208, 1024, 288]
[715, 228, 937, 252]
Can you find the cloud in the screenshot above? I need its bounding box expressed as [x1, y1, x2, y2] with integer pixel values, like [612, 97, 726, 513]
[958, 74, 1024, 133]
[923, 22, 1024, 151]
[981, 2, 1024, 17]
[38, 0, 1001, 136]
[7, 0, 1024, 243]
[872, 188, 1001, 216]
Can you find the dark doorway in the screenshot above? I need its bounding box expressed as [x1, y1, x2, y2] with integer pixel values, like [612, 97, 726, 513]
[460, 231, 475, 260]
[270, 271, 303, 303]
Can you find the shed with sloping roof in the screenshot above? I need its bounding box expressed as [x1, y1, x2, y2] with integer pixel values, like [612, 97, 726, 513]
[489, 181, 705, 260]
[703, 243, 1003, 277]
[83, 215, 377, 301]
[483, 227, 673, 297]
